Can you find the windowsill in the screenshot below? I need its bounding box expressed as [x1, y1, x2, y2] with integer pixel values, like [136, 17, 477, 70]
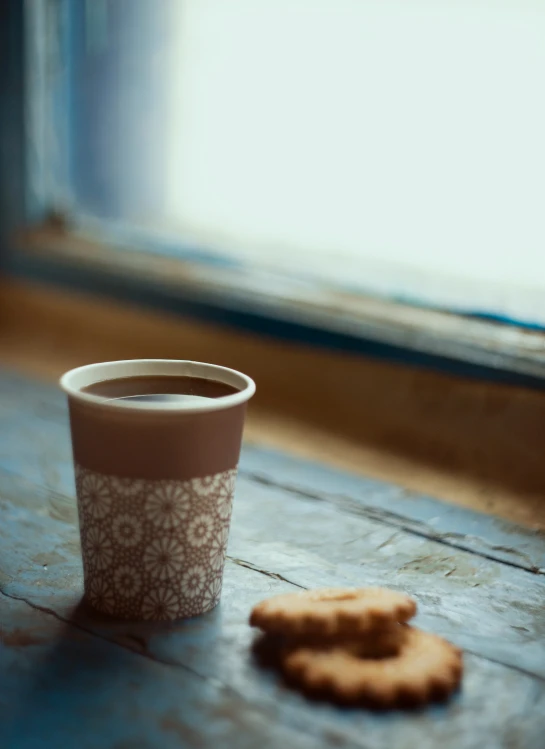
[12, 222, 545, 386]
[1, 276, 544, 531]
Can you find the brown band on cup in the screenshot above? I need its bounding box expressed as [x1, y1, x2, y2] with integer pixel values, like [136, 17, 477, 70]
[68, 398, 247, 480]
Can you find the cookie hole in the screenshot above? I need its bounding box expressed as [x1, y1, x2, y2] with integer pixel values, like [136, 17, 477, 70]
[352, 648, 393, 661]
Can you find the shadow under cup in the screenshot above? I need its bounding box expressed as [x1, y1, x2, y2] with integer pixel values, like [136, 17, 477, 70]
[60, 360, 256, 622]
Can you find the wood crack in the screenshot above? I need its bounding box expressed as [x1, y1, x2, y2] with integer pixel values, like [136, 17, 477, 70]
[243, 471, 544, 576]
[0, 585, 204, 675]
[226, 556, 306, 588]
[0, 587, 369, 747]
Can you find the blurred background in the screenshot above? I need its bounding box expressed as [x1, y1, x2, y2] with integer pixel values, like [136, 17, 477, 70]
[23, 0, 545, 320]
[1, 0, 545, 527]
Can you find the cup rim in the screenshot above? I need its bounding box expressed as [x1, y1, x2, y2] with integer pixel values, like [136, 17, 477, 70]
[60, 359, 256, 413]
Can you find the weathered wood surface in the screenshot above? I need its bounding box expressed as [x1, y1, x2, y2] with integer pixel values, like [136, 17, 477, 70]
[1, 369, 544, 748]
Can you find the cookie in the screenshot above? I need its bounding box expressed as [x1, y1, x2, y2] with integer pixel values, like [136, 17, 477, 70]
[250, 587, 417, 637]
[282, 626, 463, 707]
[252, 621, 407, 671]
[284, 621, 407, 657]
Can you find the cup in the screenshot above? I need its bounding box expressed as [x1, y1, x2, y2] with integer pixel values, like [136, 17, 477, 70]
[60, 359, 255, 621]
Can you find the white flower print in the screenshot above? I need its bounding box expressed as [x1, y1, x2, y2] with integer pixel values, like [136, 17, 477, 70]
[192, 473, 221, 498]
[112, 513, 143, 548]
[219, 522, 230, 547]
[88, 578, 115, 613]
[113, 565, 142, 598]
[220, 469, 237, 498]
[216, 477, 234, 522]
[79, 471, 112, 520]
[186, 513, 215, 548]
[144, 481, 191, 530]
[201, 577, 222, 611]
[83, 526, 113, 571]
[76, 465, 236, 620]
[208, 531, 228, 574]
[142, 586, 180, 620]
[143, 537, 186, 581]
[181, 565, 207, 598]
[110, 476, 146, 501]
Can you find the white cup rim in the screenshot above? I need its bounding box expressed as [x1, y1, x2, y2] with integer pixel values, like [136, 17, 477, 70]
[60, 359, 256, 413]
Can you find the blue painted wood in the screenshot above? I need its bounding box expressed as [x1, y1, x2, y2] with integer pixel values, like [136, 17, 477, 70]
[1, 369, 545, 747]
[1, 596, 325, 749]
[2, 460, 545, 683]
[240, 447, 545, 575]
[1, 368, 543, 574]
[3, 594, 543, 749]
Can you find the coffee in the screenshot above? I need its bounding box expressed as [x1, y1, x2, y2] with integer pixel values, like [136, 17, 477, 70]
[82, 375, 239, 404]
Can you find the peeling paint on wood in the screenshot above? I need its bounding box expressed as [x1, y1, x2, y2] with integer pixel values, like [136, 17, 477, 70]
[240, 447, 545, 574]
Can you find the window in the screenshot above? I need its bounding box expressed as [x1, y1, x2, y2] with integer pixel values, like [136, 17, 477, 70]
[5, 0, 545, 378]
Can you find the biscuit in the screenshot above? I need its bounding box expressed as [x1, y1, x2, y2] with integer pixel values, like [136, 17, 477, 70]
[282, 626, 463, 707]
[249, 587, 417, 637]
[252, 622, 406, 671]
[283, 621, 407, 658]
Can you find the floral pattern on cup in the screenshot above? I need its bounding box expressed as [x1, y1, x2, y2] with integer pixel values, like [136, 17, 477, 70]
[76, 464, 237, 621]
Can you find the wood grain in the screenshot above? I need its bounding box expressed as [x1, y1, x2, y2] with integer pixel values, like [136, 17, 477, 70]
[1, 277, 544, 528]
[1, 370, 544, 747]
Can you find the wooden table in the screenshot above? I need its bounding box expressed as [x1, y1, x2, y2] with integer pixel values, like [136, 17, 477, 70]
[1, 368, 544, 748]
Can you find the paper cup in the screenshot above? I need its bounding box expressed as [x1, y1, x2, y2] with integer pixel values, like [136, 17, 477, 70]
[60, 359, 255, 621]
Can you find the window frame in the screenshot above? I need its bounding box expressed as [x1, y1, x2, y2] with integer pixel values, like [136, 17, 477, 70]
[2, 0, 545, 390]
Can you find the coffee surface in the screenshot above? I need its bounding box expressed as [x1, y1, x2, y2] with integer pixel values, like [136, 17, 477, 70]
[82, 375, 238, 404]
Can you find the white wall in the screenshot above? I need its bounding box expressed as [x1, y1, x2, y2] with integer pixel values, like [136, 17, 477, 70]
[158, 1, 545, 322]
[77, 1, 545, 324]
